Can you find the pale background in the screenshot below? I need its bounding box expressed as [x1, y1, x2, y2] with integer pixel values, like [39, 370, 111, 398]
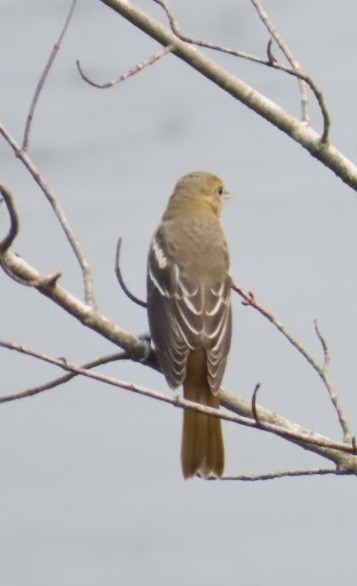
[1, 1, 357, 584]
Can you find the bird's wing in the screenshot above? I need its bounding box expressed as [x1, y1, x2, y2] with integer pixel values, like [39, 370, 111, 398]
[147, 225, 232, 392]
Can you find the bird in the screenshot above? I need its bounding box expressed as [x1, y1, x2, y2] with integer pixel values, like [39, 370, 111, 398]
[146, 171, 232, 479]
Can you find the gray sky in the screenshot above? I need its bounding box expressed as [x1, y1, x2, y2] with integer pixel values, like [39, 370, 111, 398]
[1, 1, 357, 584]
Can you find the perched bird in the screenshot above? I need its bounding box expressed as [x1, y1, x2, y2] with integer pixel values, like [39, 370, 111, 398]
[147, 171, 232, 479]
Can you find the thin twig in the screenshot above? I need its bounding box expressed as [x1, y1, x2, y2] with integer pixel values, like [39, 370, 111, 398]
[115, 237, 146, 307]
[250, 0, 309, 125]
[251, 382, 261, 424]
[153, 0, 330, 142]
[0, 351, 128, 404]
[22, 0, 78, 150]
[313, 320, 351, 442]
[153, 0, 270, 65]
[266, 38, 278, 65]
[0, 123, 96, 307]
[1, 338, 356, 461]
[266, 62, 330, 144]
[98, 0, 357, 189]
[76, 45, 173, 89]
[232, 281, 352, 442]
[0, 184, 19, 252]
[314, 319, 330, 370]
[220, 468, 344, 481]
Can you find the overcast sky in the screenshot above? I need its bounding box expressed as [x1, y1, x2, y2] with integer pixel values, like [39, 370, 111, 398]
[1, 1, 357, 585]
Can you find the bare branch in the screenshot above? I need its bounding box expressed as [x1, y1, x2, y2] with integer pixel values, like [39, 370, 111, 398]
[231, 281, 353, 442]
[314, 320, 351, 442]
[100, 1, 349, 185]
[115, 237, 146, 307]
[0, 184, 19, 252]
[76, 45, 172, 89]
[2, 339, 357, 472]
[0, 124, 96, 307]
[153, 0, 330, 142]
[266, 62, 331, 144]
[266, 38, 278, 65]
[220, 468, 344, 481]
[250, 0, 310, 125]
[233, 282, 321, 369]
[220, 388, 357, 472]
[314, 319, 330, 371]
[153, 0, 266, 65]
[0, 351, 128, 404]
[0, 248, 151, 363]
[251, 382, 261, 424]
[1, 251, 62, 288]
[22, 0, 78, 150]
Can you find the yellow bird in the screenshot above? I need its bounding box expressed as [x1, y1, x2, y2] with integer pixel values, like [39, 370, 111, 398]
[147, 171, 232, 478]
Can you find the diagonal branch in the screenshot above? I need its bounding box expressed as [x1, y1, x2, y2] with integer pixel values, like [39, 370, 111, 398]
[0, 124, 96, 307]
[1, 337, 357, 473]
[22, 0, 78, 150]
[220, 387, 357, 472]
[220, 468, 348, 481]
[231, 281, 352, 442]
[0, 351, 128, 404]
[99, 0, 356, 190]
[0, 247, 152, 364]
[153, 0, 329, 142]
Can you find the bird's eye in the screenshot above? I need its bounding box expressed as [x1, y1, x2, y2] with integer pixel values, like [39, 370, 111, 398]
[217, 185, 224, 197]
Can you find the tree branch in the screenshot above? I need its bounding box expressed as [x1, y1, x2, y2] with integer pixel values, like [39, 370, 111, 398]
[1, 338, 357, 475]
[0, 351, 128, 404]
[0, 184, 19, 253]
[220, 388, 357, 472]
[115, 237, 146, 307]
[250, 0, 310, 125]
[231, 282, 352, 441]
[0, 124, 96, 307]
[22, 0, 78, 150]
[153, 0, 331, 141]
[98, 0, 357, 191]
[76, 45, 172, 88]
[219, 468, 348, 481]
[0, 248, 152, 364]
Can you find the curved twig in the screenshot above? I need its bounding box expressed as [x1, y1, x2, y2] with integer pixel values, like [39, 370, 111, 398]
[115, 237, 147, 307]
[154, 0, 266, 64]
[76, 45, 173, 89]
[100, 0, 350, 176]
[0, 184, 19, 253]
[251, 382, 261, 424]
[153, 0, 329, 143]
[267, 62, 330, 144]
[22, 0, 78, 150]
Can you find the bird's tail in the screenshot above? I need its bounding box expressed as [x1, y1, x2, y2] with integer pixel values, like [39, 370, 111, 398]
[181, 348, 224, 479]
